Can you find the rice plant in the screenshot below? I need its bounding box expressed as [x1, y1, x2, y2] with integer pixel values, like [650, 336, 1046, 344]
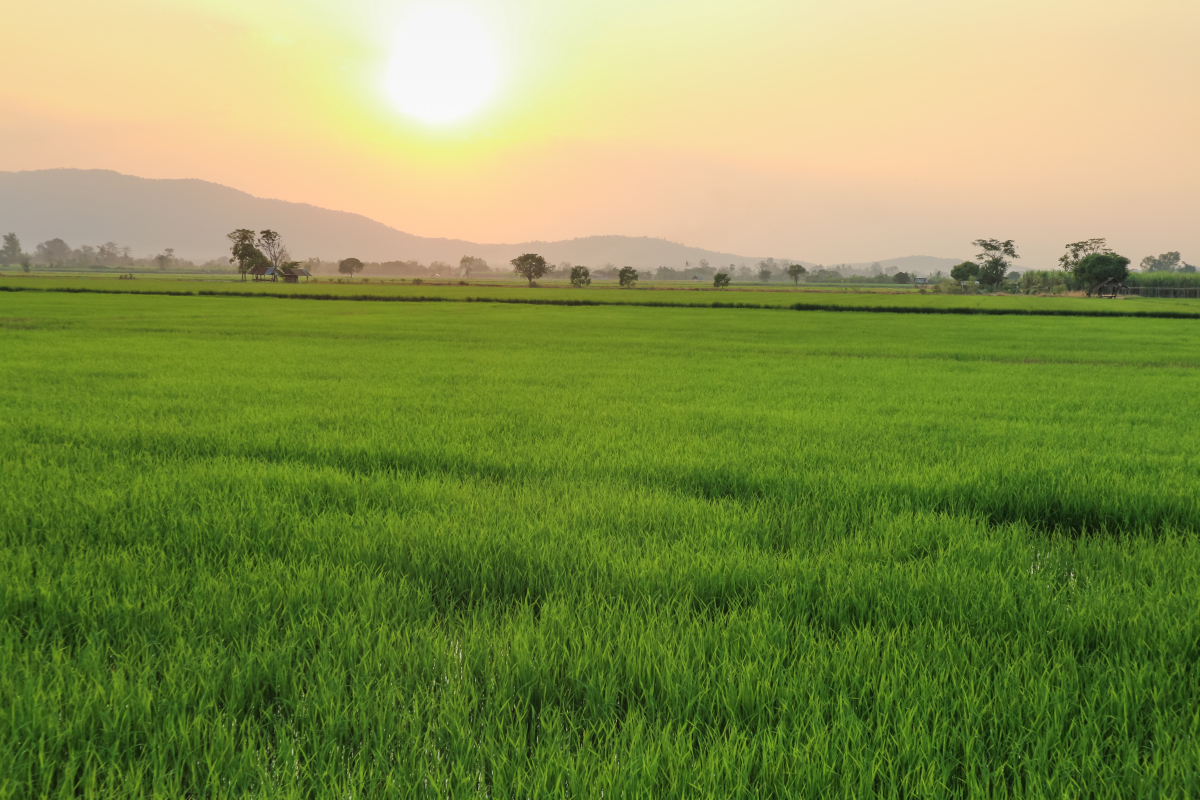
[1, 292, 1198, 798]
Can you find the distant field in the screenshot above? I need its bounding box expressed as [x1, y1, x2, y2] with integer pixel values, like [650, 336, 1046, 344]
[5, 273, 1200, 317]
[2, 292, 1198, 797]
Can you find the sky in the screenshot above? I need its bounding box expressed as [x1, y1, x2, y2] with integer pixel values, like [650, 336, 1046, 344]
[2, 0, 1198, 266]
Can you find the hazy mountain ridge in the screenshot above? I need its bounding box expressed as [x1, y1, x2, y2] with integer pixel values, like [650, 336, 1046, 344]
[0, 169, 962, 272]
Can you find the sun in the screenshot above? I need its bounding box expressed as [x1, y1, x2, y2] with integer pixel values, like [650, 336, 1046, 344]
[384, 4, 499, 124]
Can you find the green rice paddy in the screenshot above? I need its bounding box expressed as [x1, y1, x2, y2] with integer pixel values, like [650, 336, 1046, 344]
[6, 274, 1200, 317]
[2, 290, 1198, 797]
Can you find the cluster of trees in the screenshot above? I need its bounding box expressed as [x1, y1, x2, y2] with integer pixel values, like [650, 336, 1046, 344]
[227, 229, 303, 280]
[948, 237, 1136, 295]
[0, 233, 195, 272]
[1140, 251, 1196, 273]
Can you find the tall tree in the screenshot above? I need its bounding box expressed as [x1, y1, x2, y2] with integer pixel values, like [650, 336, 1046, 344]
[972, 239, 1019, 288]
[459, 255, 487, 277]
[618, 266, 639, 287]
[757, 261, 773, 283]
[1058, 239, 1111, 272]
[511, 253, 549, 286]
[338, 257, 364, 277]
[786, 263, 807, 285]
[227, 229, 262, 281]
[257, 230, 287, 270]
[1, 233, 22, 264]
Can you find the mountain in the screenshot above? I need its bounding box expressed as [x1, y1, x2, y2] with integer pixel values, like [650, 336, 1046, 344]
[0, 169, 963, 272]
[0, 169, 768, 269]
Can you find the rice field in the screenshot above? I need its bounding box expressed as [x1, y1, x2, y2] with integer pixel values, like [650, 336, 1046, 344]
[7, 274, 1200, 317]
[2, 291, 1198, 798]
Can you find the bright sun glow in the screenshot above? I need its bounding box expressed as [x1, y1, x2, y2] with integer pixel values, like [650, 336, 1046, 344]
[385, 4, 499, 124]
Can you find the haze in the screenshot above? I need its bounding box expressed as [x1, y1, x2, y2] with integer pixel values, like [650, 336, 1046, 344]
[2, 0, 1197, 265]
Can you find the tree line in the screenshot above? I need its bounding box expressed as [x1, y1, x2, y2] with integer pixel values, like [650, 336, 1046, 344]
[0, 233, 206, 272]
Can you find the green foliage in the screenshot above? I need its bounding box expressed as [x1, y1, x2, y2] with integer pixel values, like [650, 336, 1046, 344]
[810, 268, 843, 283]
[1018, 270, 1071, 295]
[570, 265, 591, 287]
[892, 271, 911, 284]
[511, 253, 549, 286]
[0, 232, 21, 264]
[757, 260, 773, 283]
[618, 266, 638, 287]
[713, 272, 731, 288]
[950, 261, 978, 281]
[2, 292, 1200, 796]
[1140, 251, 1182, 273]
[972, 239, 1018, 287]
[1058, 239, 1112, 272]
[786, 263, 807, 284]
[338, 257, 364, 277]
[1125, 271, 1200, 289]
[1074, 252, 1131, 292]
[227, 229, 264, 280]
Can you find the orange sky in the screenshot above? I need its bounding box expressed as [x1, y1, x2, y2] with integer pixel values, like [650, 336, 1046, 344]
[3, 0, 1197, 265]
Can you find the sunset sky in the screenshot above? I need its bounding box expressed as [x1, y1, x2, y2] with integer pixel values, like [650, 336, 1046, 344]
[3, 0, 1197, 265]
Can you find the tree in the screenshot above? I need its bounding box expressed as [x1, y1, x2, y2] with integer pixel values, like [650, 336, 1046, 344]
[1058, 239, 1111, 272]
[19, 255, 32, 273]
[1140, 251, 1182, 273]
[699, 258, 710, 271]
[1006, 271, 1021, 281]
[757, 262, 773, 283]
[892, 271, 911, 284]
[570, 265, 591, 287]
[35, 239, 71, 266]
[950, 261, 979, 281]
[1, 233, 21, 265]
[511, 253, 549, 286]
[1074, 252, 1130, 294]
[338, 257, 364, 277]
[257, 230, 287, 270]
[618, 266, 639, 287]
[972, 239, 1018, 288]
[1181, 262, 1198, 274]
[786, 263, 807, 285]
[154, 248, 175, 271]
[459, 255, 487, 277]
[227, 229, 262, 281]
[713, 272, 731, 288]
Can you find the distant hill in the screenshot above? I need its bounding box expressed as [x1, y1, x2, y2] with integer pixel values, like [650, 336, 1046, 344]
[0, 169, 767, 269]
[0, 169, 963, 273]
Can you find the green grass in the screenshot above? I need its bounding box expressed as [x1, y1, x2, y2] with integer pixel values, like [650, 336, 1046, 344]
[2, 292, 1199, 798]
[7, 274, 1200, 317]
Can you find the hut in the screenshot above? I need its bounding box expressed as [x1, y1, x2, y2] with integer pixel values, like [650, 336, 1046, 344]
[250, 265, 282, 282]
[283, 267, 312, 284]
